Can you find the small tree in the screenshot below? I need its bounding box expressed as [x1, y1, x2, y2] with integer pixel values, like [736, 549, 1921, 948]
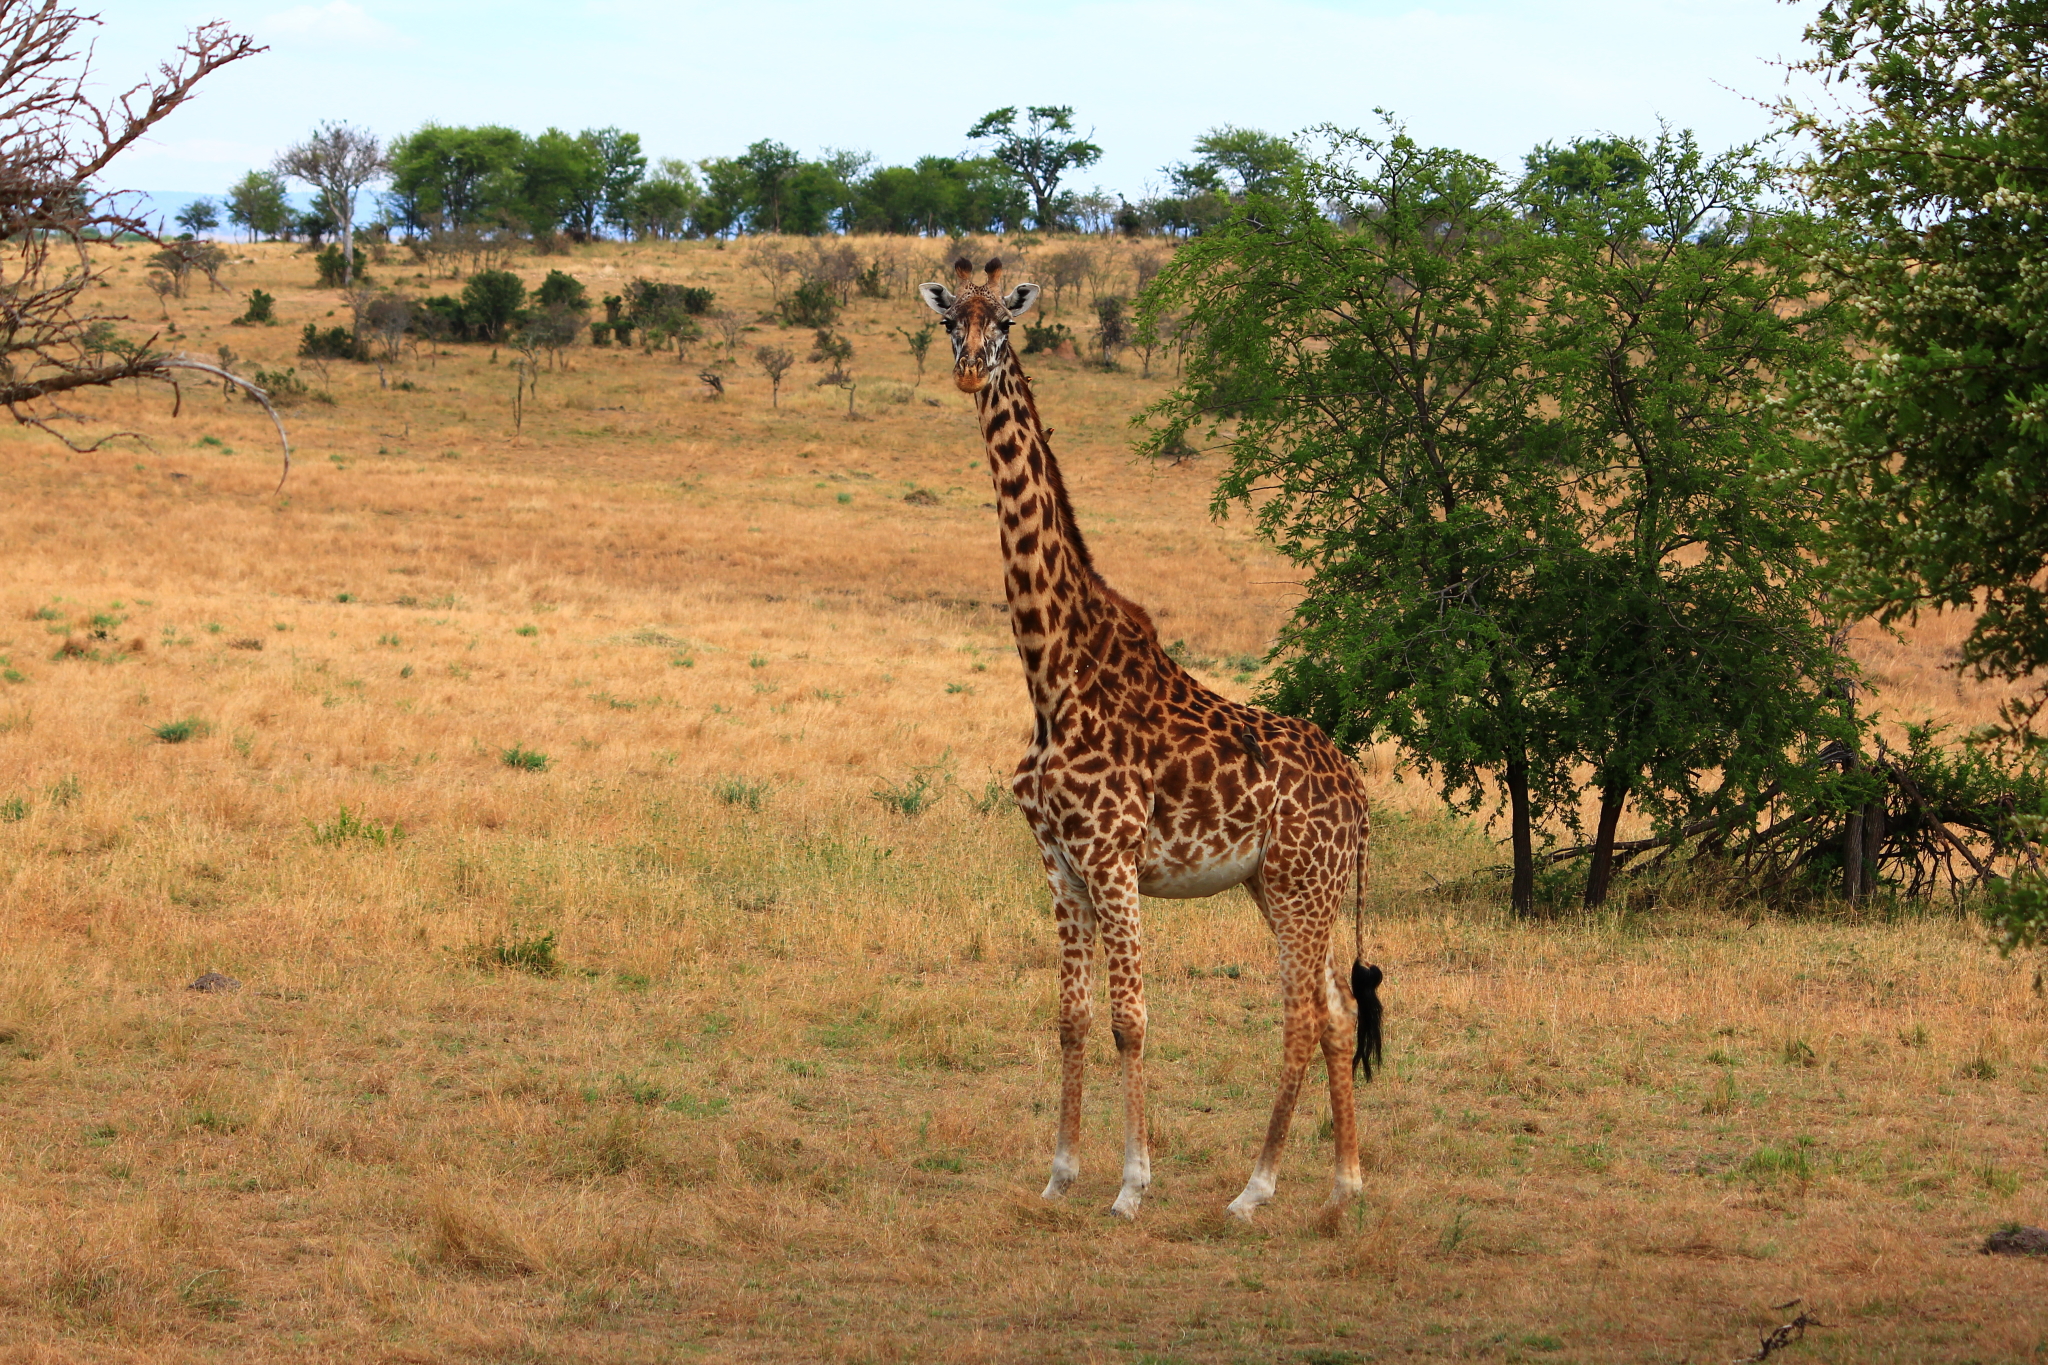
[461, 269, 525, 341]
[276, 122, 386, 288]
[809, 327, 853, 382]
[755, 344, 795, 408]
[1093, 296, 1128, 367]
[364, 293, 412, 361]
[175, 198, 219, 234]
[713, 310, 748, 359]
[896, 322, 935, 387]
[225, 170, 290, 240]
[967, 106, 1102, 231]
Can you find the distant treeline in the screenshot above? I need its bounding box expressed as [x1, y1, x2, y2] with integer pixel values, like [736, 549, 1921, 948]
[204, 108, 1300, 244]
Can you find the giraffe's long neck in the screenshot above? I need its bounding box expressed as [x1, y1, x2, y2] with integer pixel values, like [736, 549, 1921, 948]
[976, 356, 1105, 713]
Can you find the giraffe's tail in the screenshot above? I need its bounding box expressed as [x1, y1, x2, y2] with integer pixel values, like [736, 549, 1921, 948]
[1352, 803, 1383, 1081]
[1351, 961, 1384, 1081]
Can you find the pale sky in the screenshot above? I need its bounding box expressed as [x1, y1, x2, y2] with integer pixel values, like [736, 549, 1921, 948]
[88, 0, 1828, 199]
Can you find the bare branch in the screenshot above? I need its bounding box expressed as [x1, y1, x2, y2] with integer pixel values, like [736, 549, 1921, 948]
[0, 4, 279, 484]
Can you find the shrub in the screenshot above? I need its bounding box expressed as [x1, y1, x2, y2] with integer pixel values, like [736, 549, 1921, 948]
[233, 289, 274, 325]
[783, 277, 839, 327]
[500, 744, 548, 771]
[589, 322, 611, 347]
[415, 294, 470, 341]
[308, 804, 400, 846]
[152, 717, 212, 744]
[533, 269, 588, 314]
[1023, 320, 1074, 355]
[478, 931, 561, 977]
[250, 366, 312, 404]
[713, 775, 769, 811]
[0, 796, 27, 822]
[298, 322, 360, 361]
[312, 245, 368, 289]
[872, 767, 949, 817]
[461, 270, 525, 341]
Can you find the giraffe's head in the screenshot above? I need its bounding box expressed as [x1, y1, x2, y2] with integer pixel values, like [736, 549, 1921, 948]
[918, 256, 1042, 394]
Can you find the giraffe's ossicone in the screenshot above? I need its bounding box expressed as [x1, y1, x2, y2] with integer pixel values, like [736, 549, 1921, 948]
[919, 257, 1383, 1221]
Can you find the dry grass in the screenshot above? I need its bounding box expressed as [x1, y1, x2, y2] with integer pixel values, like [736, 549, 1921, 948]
[0, 237, 2041, 1362]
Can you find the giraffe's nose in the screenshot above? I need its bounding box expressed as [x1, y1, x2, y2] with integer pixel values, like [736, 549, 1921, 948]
[954, 365, 988, 394]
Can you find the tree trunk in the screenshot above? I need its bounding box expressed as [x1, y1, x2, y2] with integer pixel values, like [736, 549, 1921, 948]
[1842, 751, 1865, 902]
[1583, 773, 1630, 909]
[1505, 756, 1534, 916]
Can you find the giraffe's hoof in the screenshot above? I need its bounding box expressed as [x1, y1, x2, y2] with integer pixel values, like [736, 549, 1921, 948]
[1041, 1172, 1076, 1201]
[1224, 1198, 1259, 1224]
[1109, 1187, 1143, 1219]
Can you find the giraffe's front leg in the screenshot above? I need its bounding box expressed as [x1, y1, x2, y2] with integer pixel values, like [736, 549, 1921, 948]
[1042, 873, 1095, 1201]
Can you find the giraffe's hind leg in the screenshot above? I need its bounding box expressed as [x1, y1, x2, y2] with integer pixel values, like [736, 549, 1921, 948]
[1229, 872, 1340, 1222]
[1319, 958, 1364, 1208]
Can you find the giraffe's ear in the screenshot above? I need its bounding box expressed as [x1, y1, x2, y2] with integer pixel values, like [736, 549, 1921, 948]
[917, 282, 955, 315]
[1002, 282, 1042, 318]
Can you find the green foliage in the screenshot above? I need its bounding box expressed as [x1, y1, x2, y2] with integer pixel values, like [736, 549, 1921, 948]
[533, 270, 588, 314]
[808, 328, 853, 374]
[224, 170, 290, 239]
[966, 105, 1103, 230]
[151, 717, 212, 744]
[298, 322, 361, 361]
[1522, 129, 1851, 901]
[1092, 295, 1128, 365]
[309, 805, 400, 846]
[622, 279, 712, 351]
[174, 198, 218, 234]
[500, 744, 549, 772]
[1781, 0, 2048, 740]
[782, 277, 839, 327]
[896, 323, 936, 383]
[1021, 320, 1073, 355]
[251, 366, 311, 404]
[234, 289, 274, 326]
[460, 270, 525, 341]
[871, 761, 952, 817]
[312, 245, 368, 289]
[479, 931, 561, 977]
[387, 123, 644, 239]
[1142, 120, 1850, 912]
[1143, 122, 1563, 907]
[0, 796, 27, 823]
[713, 775, 770, 812]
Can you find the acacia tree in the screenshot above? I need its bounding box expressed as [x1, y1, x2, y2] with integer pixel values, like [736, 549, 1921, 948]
[1781, 0, 2048, 737]
[276, 122, 385, 287]
[967, 106, 1100, 231]
[0, 3, 288, 479]
[225, 170, 289, 239]
[1776, 0, 2048, 942]
[1141, 123, 1575, 912]
[1527, 131, 1855, 906]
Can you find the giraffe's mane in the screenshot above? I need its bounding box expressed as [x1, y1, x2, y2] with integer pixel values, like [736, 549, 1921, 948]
[999, 355, 1158, 643]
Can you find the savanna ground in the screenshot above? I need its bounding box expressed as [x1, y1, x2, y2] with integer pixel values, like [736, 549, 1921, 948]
[0, 235, 2042, 1364]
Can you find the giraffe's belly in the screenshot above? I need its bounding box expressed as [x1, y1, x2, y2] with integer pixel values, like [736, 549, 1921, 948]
[1139, 844, 1262, 899]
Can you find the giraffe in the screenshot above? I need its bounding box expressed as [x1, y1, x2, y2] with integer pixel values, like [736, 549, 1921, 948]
[918, 258, 1384, 1221]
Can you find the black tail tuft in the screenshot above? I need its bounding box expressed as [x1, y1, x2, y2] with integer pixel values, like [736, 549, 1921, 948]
[1352, 961, 1384, 1082]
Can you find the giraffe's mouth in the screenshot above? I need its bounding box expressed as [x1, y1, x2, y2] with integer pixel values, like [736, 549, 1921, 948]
[954, 365, 988, 394]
